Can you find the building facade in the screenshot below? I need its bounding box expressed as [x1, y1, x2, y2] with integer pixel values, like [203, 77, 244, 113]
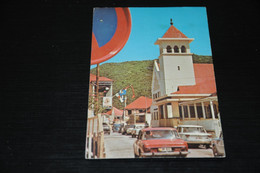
[125, 96, 152, 125]
[88, 73, 113, 117]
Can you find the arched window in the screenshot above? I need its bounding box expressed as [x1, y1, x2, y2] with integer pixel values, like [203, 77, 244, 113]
[174, 46, 179, 53]
[166, 45, 172, 53]
[181, 46, 186, 53]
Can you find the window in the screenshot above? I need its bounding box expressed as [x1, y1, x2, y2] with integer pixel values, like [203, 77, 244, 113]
[206, 105, 212, 119]
[183, 106, 188, 118]
[189, 106, 195, 118]
[166, 45, 172, 53]
[174, 46, 179, 53]
[166, 103, 173, 118]
[214, 104, 219, 119]
[181, 46, 186, 53]
[159, 105, 164, 119]
[179, 106, 183, 119]
[196, 104, 203, 118]
[178, 66, 180, 71]
[128, 110, 131, 115]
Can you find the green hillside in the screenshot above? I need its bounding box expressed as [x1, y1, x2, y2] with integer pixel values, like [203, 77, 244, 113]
[193, 54, 213, 63]
[91, 60, 153, 109]
[90, 54, 212, 109]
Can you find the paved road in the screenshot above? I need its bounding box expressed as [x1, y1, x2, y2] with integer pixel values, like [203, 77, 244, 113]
[104, 132, 214, 159]
[104, 132, 136, 158]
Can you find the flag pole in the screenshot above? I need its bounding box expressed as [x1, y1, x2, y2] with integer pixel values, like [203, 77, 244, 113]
[123, 96, 126, 123]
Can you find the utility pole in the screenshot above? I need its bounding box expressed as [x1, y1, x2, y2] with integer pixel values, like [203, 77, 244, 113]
[95, 63, 100, 116]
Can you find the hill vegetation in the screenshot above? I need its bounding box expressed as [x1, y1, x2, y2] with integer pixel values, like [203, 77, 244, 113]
[90, 54, 212, 109]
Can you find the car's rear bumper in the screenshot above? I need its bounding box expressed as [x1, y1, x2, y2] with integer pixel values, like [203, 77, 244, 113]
[141, 151, 189, 157]
[187, 140, 211, 145]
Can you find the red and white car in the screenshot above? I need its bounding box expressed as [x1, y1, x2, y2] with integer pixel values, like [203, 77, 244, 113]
[133, 127, 189, 158]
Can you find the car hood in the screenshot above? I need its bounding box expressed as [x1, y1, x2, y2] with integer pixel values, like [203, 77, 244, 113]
[142, 139, 187, 148]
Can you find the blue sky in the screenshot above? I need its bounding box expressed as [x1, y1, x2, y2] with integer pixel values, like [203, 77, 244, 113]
[91, 7, 212, 68]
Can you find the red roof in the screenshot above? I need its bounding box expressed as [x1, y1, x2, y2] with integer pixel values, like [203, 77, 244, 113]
[162, 25, 188, 38]
[125, 96, 152, 110]
[106, 107, 123, 116]
[89, 73, 113, 82]
[173, 64, 217, 94]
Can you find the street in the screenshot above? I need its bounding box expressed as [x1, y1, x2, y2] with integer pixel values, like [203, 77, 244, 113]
[104, 132, 214, 158]
[104, 132, 136, 158]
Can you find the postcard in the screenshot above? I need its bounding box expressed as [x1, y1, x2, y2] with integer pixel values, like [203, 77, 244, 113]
[86, 7, 225, 159]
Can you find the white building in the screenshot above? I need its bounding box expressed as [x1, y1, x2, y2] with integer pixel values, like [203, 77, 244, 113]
[151, 20, 222, 137]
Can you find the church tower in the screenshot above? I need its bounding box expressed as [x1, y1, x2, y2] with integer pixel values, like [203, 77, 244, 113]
[155, 19, 196, 95]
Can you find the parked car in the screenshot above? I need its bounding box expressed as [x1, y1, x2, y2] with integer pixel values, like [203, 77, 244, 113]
[103, 123, 111, 135]
[112, 123, 121, 132]
[212, 131, 225, 157]
[126, 124, 136, 135]
[133, 127, 189, 158]
[177, 125, 212, 148]
[131, 124, 145, 138]
[122, 124, 134, 135]
[118, 123, 126, 133]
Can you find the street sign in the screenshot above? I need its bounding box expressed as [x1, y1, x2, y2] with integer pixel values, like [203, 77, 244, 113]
[91, 8, 131, 65]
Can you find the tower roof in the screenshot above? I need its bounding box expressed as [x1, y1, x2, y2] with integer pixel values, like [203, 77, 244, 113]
[162, 24, 188, 38]
[154, 20, 193, 45]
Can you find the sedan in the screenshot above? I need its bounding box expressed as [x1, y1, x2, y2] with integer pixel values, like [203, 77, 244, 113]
[131, 124, 145, 138]
[133, 127, 189, 158]
[177, 125, 212, 148]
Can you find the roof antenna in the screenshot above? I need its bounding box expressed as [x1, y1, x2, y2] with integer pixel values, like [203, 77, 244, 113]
[170, 18, 173, 25]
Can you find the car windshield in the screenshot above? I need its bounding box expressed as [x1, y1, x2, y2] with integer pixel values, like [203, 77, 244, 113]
[143, 130, 179, 140]
[183, 127, 205, 133]
[129, 125, 135, 128]
[113, 124, 120, 127]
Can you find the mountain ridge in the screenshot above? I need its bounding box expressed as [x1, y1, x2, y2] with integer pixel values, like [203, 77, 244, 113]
[90, 54, 212, 109]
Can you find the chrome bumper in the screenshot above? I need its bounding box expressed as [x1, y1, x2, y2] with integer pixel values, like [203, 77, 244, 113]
[187, 140, 211, 145]
[142, 151, 189, 157]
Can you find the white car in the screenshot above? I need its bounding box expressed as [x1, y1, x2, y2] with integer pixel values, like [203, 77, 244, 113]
[131, 124, 145, 138]
[126, 124, 135, 135]
[177, 125, 212, 148]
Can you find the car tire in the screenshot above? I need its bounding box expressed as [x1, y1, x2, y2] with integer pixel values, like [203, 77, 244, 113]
[138, 150, 143, 158]
[179, 154, 188, 158]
